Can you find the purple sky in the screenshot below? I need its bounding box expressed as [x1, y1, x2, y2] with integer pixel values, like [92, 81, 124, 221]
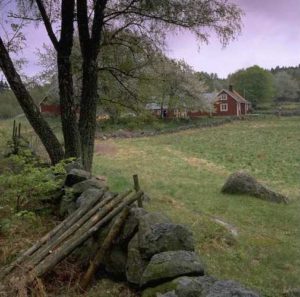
[15, 0, 300, 78]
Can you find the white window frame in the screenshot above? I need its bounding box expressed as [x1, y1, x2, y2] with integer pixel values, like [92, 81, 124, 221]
[219, 94, 227, 101]
[220, 103, 228, 112]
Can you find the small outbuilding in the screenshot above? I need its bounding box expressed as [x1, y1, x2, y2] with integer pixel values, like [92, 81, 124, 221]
[39, 96, 61, 116]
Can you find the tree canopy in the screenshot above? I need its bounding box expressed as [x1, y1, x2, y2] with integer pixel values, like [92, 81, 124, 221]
[0, 0, 244, 170]
[229, 65, 275, 106]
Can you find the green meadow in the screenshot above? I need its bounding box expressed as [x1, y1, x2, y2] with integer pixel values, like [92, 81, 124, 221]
[0, 116, 299, 296]
[93, 117, 300, 297]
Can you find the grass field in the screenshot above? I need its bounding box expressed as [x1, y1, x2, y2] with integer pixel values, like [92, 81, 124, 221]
[93, 116, 300, 297]
[0, 116, 299, 296]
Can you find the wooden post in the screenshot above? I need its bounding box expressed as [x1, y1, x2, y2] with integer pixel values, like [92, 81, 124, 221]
[18, 123, 21, 138]
[133, 174, 143, 207]
[12, 120, 16, 139]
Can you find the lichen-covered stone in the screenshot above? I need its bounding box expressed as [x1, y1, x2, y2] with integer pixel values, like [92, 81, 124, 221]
[118, 207, 148, 246]
[222, 171, 288, 204]
[75, 188, 104, 208]
[72, 178, 106, 195]
[140, 251, 205, 287]
[64, 169, 91, 187]
[142, 275, 215, 297]
[64, 160, 83, 173]
[206, 280, 260, 297]
[138, 223, 195, 259]
[142, 276, 259, 297]
[126, 234, 149, 285]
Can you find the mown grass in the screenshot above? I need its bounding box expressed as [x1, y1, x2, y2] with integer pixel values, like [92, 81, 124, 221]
[93, 116, 300, 297]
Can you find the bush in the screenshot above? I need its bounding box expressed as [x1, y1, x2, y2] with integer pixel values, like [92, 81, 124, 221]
[0, 151, 66, 212]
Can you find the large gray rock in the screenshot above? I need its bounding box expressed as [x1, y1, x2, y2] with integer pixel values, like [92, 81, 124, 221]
[75, 188, 104, 208]
[222, 171, 288, 204]
[139, 212, 172, 231]
[126, 234, 149, 285]
[142, 276, 215, 297]
[139, 223, 195, 259]
[59, 191, 77, 217]
[137, 212, 172, 256]
[143, 277, 260, 297]
[72, 178, 106, 194]
[140, 251, 205, 287]
[206, 280, 260, 297]
[59, 188, 104, 218]
[176, 276, 215, 297]
[64, 160, 83, 173]
[118, 207, 148, 246]
[64, 169, 91, 187]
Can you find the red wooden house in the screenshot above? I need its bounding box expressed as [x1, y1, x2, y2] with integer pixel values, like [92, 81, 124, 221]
[214, 85, 251, 116]
[188, 86, 251, 117]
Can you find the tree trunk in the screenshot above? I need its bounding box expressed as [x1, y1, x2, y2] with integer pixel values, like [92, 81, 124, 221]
[0, 36, 64, 164]
[77, 0, 108, 171]
[57, 0, 81, 159]
[57, 52, 81, 159]
[79, 57, 99, 171]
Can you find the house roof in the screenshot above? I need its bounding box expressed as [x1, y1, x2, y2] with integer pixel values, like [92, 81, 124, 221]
[202, 92, 218, 103]
[40, 95, 59, 105]
[145, 103, 167, 110]
[218, 89, 251, 104]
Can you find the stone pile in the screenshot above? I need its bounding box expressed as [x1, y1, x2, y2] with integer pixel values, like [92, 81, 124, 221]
[59, 167, 261, 296]
[0, 164, 261, 297]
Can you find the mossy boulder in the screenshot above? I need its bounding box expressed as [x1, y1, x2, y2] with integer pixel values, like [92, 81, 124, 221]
[142, 277, 260, 297]
[118, 207, 148, 246]
[72, 178, 107, 195]
[205, 280, 260, 297]
[138, 223, 195, 259]
[126, 234, 149, 285]
[140, 251, 205, 287]
[142, 276, 215, 297]
[222, 171, 288, 204]
[64, 168, 91, 187]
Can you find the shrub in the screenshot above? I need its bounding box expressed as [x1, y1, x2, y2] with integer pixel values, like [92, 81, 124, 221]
[0, 151, 66, 212]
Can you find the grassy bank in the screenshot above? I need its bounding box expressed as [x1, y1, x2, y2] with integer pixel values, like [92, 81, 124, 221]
[93, 116, 300, 296]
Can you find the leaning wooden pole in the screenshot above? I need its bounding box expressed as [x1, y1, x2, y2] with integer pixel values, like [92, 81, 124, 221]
[79, 207, 130, 290]
[25, 191, 125, 269]
[26, 190, 143, 280]
[0, 190, 106, 279]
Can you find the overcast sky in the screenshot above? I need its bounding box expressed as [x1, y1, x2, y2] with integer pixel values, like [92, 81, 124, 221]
[166, 0, 300, 78]
[6, 0, 300, 78]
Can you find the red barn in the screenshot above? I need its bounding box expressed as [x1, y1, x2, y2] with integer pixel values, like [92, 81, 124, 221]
[40, 96, 61, 116]
[39, 96, 80, 116]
